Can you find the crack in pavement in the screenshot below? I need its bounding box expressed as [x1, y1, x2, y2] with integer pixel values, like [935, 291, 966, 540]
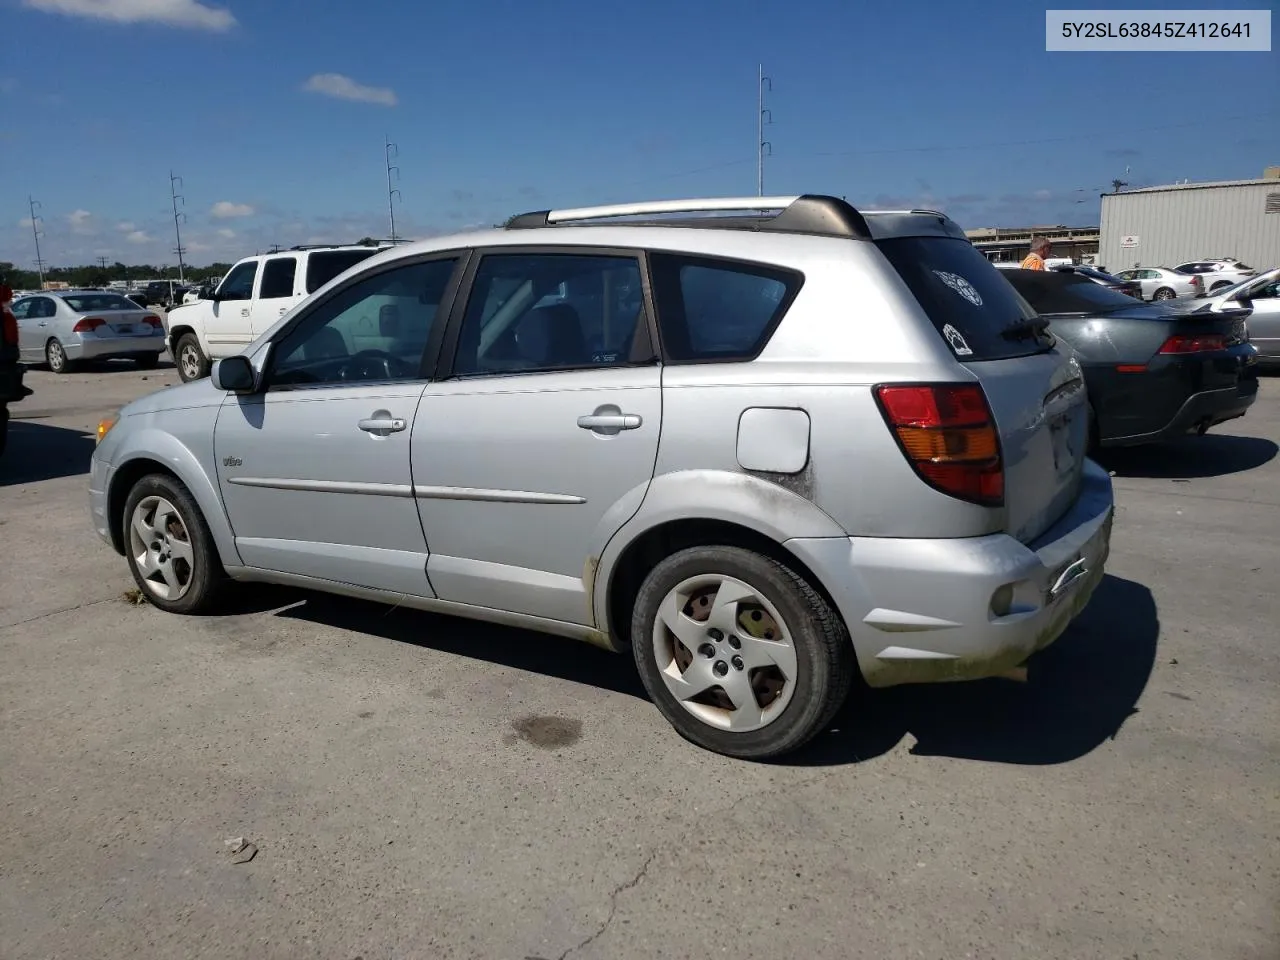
[1, 596, 119, 631]
[537, 849, 658, 960]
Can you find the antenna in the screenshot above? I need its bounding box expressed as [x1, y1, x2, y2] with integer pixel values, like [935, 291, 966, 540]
[170, 171, 187, 283]
[385, 137, 402, 243]
[28, 196, 46, 289]
[757, 64, 773, 197]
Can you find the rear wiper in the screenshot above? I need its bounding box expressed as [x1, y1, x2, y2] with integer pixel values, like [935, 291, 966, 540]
[1000, 317, 1052, 341]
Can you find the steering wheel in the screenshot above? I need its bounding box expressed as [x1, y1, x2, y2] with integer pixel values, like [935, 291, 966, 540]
[342, 349, 412, 381]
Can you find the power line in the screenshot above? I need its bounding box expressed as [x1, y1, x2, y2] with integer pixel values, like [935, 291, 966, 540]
[170, 171, 187, 283]
[28, 197, 46, 289]
[385, 137, 401, 243]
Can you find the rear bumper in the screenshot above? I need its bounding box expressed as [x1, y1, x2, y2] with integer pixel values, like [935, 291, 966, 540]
[785, 459, 1114, 687]
[1103, 376, 1258, 447]
[67, 333, 166, 361]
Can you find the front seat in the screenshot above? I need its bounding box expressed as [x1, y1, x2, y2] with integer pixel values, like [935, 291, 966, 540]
[304, 325, 348, 362]
[516, 303, 588, 368]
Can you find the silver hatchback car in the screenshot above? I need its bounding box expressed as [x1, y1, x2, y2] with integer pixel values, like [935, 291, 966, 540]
[12, 289, 166, 372]
[89, 195, 1114, 760]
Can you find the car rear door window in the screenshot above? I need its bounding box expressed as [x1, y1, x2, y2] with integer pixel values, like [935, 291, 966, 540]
[259, 257, 298, 299]
[305, 249, 379, 294]
[648, 253, 799, 363]
[874, 236, 1049, 360]
[451, 253, 648, 376]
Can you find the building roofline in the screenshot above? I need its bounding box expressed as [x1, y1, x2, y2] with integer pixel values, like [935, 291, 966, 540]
[1107, 177, 1279, 195]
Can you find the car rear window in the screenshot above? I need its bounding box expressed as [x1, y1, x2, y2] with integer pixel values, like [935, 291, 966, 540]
[648, 253, 800, 363]
[61, 293, 137, 312]
[1003, 270, 1142, 314]
[305, 249, 379, 294]
[874, 237, 1047, 360]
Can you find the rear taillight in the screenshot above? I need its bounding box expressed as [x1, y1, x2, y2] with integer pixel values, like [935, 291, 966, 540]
[1159, 334, 1227, 354]
[874, 383, 1004, 506]
[73, 317, 106, 333]
[1189, 276, 1203, 287]
[143, 314, 163, 328]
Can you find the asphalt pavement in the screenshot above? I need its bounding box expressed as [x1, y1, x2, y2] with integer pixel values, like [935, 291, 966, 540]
[1, 357, 1276, 960]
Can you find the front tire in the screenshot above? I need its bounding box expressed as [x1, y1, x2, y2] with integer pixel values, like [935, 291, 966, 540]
[1153, 287, 1176, 301]
[46, 338, 73, 374]
[123, 473, 227, 614]
[631, 545, 854, 760]
[175, 333, 209, 382]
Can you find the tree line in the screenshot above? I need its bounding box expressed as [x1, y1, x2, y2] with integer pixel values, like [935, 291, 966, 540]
[0, 260, 233, 290]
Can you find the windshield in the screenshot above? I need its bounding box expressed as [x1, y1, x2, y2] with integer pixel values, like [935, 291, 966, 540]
[1003, 270, 1142, 314]
[61, 293, 139, 312]
[875, 237, 1048, 360]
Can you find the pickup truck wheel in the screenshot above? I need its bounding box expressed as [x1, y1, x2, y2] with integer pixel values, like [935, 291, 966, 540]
[631, 545, 854, 761]
[175, 334, 209, 382]
[123, 473, 228, 614]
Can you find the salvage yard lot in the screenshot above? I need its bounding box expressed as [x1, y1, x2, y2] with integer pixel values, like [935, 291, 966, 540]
[2, 361, 1277, 959]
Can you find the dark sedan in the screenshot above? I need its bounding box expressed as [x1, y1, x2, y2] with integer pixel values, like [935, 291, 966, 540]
[1002, 269, 1258, 448]
[1051, 264, 1143, 300]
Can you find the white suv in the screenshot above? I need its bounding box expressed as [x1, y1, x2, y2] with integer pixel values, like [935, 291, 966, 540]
[165, 245, 384, 381]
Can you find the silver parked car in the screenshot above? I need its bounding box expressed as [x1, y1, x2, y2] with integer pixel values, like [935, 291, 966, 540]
[1184, 267, 1280, 365]
[1172, 259, 1257, 294]
[1112, 267, 1203, 302]
[12, 290, 166, 372]
[89, 195, 1114, 760]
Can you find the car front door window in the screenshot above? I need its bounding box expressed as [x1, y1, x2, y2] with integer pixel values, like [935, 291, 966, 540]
[218, 262, 258, 301]
[270, 258, 460, 388]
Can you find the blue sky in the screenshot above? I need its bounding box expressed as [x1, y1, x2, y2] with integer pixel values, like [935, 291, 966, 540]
[2, 0, 1277, 267]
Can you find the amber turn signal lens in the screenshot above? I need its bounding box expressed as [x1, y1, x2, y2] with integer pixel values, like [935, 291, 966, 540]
[96, 416, 117, 445]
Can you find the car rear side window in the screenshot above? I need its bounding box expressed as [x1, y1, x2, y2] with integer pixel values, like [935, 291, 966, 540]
[306, 250, 379, 294]
[648, 253, 799, 363]
[875, 237, 1047, 360]
[259, 257, 298, 299]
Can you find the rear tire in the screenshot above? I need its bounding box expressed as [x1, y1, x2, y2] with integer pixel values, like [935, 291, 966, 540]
[122, 473, 228, 614]
[175, 333, 209, 382]
[135, 353, 160, 370]
[630, 545, 854, 761]
[46, 338, 73, 374]
[1153, 287, 1176, 301]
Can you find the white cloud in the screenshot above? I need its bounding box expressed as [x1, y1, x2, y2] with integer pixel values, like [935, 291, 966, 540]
[126, 230, 152, 243]
[211, 200, 254, 218]
[68, 208, 93, 233]
[22, 0, 236, 31]
[1033, 189, 1053, 201]
[116, 221, 136, 232]
[301, 73, 397, 107]
[216, 227, 236, 239]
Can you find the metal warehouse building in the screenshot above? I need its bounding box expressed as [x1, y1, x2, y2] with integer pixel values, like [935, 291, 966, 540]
[1097, 167, 1280, 273]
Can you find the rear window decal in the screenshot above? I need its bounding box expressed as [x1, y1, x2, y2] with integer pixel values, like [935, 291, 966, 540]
[942, 323, 973, 356]
[934, 270, 983, 307]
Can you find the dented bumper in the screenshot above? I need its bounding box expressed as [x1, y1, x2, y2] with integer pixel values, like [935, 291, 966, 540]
[784, 458, 1114, 687]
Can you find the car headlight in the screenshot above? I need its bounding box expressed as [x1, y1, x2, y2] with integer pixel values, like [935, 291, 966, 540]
[96, 414, 118, 445]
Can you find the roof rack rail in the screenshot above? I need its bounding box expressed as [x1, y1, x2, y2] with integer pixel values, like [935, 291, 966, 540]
[504, 194, 873, 240]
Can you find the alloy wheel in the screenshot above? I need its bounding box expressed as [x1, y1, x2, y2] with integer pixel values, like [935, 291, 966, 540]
[179, 344, 202, 380]
[651, 574, 798, 732]
[128, 495, 196, 601]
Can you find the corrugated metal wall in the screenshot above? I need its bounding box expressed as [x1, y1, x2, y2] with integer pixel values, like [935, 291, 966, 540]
[1098, 182, 1280, 273]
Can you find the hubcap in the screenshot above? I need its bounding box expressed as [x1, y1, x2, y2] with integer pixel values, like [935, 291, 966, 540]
[128, 496, 195, 600]
[49, 342, 64, 369]
[180, 346, 201, 379]
[652, 574, 798, 733]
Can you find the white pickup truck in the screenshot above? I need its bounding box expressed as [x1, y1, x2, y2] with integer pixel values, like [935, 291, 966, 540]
[164, 244, 383, 381]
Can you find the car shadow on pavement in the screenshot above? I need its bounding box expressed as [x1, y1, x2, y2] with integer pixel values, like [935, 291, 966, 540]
[1095, 434, 1277, 479]
[792, 574, 1159, 767]
[276, 593, 648, 699]
[0, 419, 96, 485]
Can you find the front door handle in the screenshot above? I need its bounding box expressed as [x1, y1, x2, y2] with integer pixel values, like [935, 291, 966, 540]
[358, 417, 407, 434]
[240, 307, 250, 317]
[577, 413, 642, 431]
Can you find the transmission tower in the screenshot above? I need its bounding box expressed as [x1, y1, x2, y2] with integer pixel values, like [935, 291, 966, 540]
[170, 171, 188, 283]
[757, 64, 773, 197]
[385, 137, 402, 243]
[28, 196, 47, 288]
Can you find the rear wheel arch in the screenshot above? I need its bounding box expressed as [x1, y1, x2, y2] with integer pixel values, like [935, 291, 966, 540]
[603, 517, 844, 655]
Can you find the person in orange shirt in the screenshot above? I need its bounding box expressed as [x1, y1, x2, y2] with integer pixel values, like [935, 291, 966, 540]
[1021, 237, 1051, 270]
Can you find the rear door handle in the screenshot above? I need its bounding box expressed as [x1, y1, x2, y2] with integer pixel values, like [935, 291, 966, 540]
[577, 414, 642, 431]
[358, 417, 407, 434]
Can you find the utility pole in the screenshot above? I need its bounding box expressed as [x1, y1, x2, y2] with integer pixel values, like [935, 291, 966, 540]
[757, 64, 772, 197]
[28, 196, 47, 289]
[170, 171, 187, 283]
[385, 137, 401, 243]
